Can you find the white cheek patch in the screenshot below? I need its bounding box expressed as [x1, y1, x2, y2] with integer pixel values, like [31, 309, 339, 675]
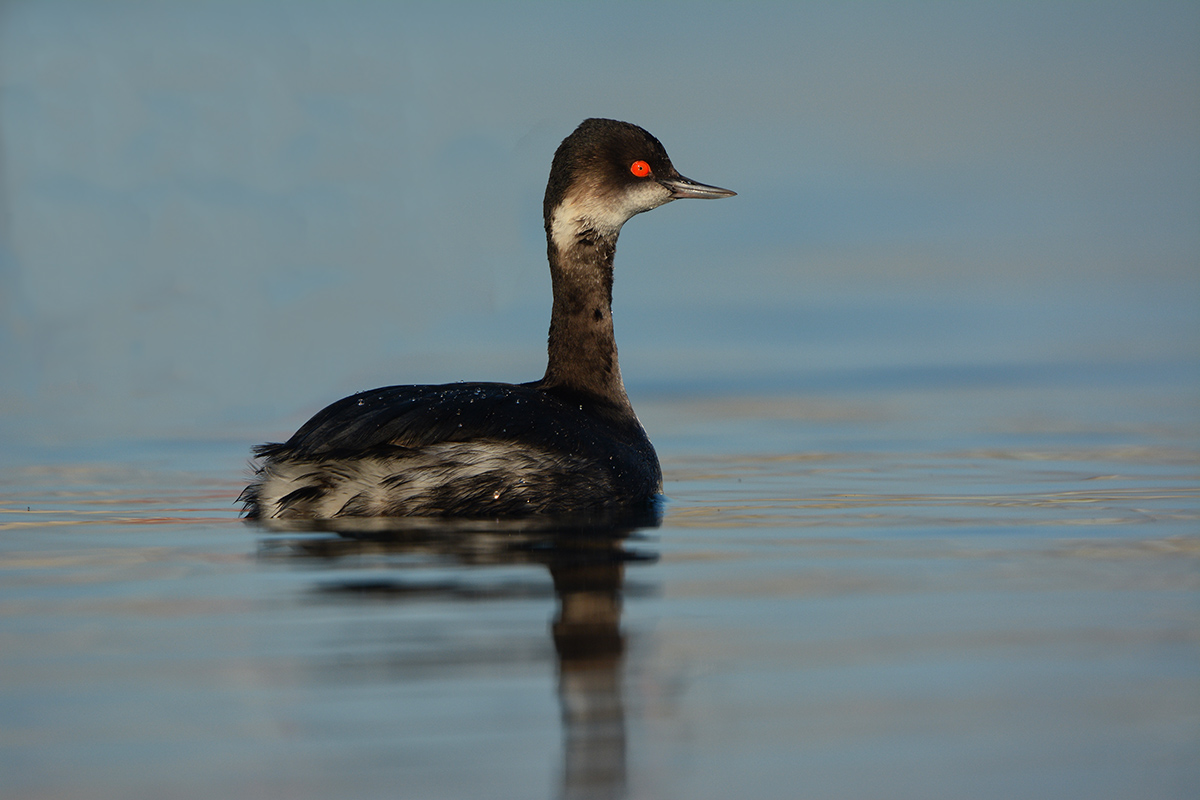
[550, 182, 671, 253]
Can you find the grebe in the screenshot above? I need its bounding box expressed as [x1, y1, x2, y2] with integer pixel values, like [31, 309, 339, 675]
[241, 118, 734, 520]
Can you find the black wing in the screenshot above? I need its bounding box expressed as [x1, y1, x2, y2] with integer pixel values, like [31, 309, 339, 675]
[255, 382, 643, 461]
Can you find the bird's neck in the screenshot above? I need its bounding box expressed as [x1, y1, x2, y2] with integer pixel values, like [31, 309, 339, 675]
[540, 227, 632, 411]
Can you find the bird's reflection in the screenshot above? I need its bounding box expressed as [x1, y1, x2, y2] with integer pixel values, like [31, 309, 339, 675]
[256, 509, 659, 800]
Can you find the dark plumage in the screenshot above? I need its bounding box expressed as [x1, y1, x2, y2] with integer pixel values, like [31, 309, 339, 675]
[241, 118, 734, 521]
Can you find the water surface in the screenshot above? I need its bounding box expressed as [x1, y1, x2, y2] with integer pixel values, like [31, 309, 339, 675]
[3, 375, 1197, 800]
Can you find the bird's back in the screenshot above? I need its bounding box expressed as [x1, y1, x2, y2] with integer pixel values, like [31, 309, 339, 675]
[241, 382, 662, 520]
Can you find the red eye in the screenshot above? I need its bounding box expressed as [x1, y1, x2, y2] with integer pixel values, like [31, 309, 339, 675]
[630, 160, 651, 177]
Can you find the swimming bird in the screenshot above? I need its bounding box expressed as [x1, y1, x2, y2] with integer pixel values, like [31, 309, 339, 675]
[241, 118, 734, 520]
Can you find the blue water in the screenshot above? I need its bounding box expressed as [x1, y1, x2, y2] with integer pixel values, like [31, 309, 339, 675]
[2, 3, 1199, 799]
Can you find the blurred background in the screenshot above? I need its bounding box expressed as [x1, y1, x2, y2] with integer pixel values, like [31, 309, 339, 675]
[2, 5, 1197, 798]
[0, 0, 1196, 453]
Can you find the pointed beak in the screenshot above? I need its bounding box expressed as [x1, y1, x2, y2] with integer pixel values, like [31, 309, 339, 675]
[658, 174, 737, 200]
